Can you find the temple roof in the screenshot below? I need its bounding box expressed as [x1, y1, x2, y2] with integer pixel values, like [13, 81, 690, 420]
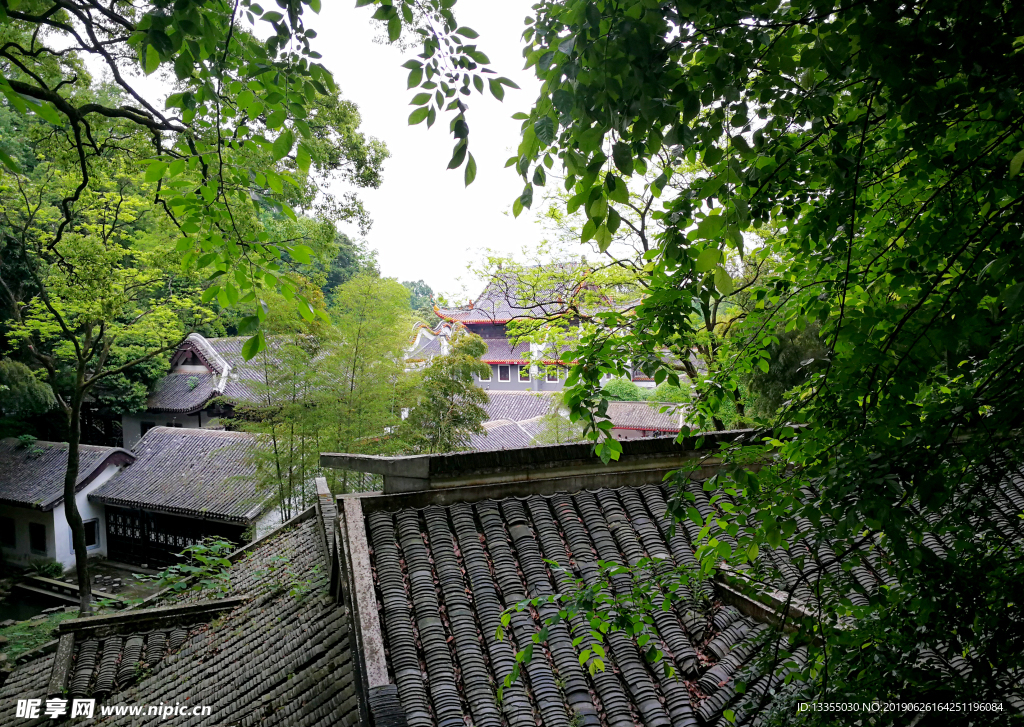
[329, 433, 1024, 726]
[468, 393, 683, 452]
[146, 334, 290, 414]
[0, 439, 134, 511]
[435, 268, 589, 324]
[90, 427, 266, 523]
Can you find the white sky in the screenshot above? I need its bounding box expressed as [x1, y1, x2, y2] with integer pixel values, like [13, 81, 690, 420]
[315, 1, 547, 301]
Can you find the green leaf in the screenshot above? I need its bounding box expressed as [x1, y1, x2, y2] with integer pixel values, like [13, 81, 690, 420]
[408, 107, 429, 125]
[534, 116, 556, 145]
[595, 224, 612, 251]
[1011, 149, 1024, 178]
[290, 244, 313, 264]
[612, 142, 633, 176]
[0, 148, 21, 173]
[144, 44, 160, 75]
[296, 143, 311, 174]
[145, 161, 167, 183]
[695, 248, 720, 272]
[388, 14, 401, 42]
[488, 78, 505, 101]
[455, 26, 479, 38]
[266, 108, 287, 130]
[1002, 282, 1024, 309]
[272, 128, 295, 160]
[241, 332, 265, 361]
[605, 174, 629, 204]
[410, 92, 431, 106]
[464, 153, 477, 186]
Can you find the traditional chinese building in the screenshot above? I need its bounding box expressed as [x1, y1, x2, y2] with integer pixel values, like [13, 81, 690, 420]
[0, 439, 134, 569]
[120, 333, 274, 449]
[407, 270, 657, 392]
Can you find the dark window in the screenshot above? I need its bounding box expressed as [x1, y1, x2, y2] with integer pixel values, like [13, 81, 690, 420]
[140, 421, 157, 436]
[519, 366, 531, 382]
[0, 517, 14, 548]
[546, 368, 559, 382]
[498, 365, 510, 382]
[84, 519, 99, 549]
[29, 522, 46, 553]
[169, 422, 183, 428]
[479, 367, 491, 382]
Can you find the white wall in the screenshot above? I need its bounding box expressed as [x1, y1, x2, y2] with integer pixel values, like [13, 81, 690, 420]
[0, 503, 57, 566]
[50, 463, 123, 569]
[1, 463, 123, 570]
[122, 411, 208, 449]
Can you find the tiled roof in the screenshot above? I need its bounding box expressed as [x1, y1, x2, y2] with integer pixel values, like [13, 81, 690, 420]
[407, 334, 446, 363]
[146, 372, 220, 413]
[468, 421, 537, 452]
[480, 394, 681, 434]
[480, 338, 530, 364]
[90, 427, 266, 523]
[365, 480, 786, 727]
[0, 439, 132, 511]
[145, 334, 288, 413]
[0, 514, 360, 727]
[436, 270, 586, 324]
[606, 401, 682, 431]
[483, 392, 555, 422]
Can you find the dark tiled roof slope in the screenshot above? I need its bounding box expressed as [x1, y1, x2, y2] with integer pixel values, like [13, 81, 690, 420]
[145, 335, 285, 413]
[480, 339, 530, 364]
[483, 392, 555, 422]
[365, 481, 794, 727]
[606, 401, 682, 431]
[469, 422, 536, 452]
[0, 516, 360, 727]
[408, 334, 446, 362]
[90, 428, 265, 522]
[0, 439, 130, 510]
[146, 372, 220, 413]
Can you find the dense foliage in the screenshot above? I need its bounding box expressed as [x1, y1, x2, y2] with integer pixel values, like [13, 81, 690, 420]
[364, 0, 1024, 719]
[400, 332, 490, 453]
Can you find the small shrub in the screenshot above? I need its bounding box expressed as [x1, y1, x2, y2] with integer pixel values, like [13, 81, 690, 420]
[602, 377, 646, 401]
[136, 538, 234, 597]
[27, 559, 64, 579]
[649, 382, 692, 404]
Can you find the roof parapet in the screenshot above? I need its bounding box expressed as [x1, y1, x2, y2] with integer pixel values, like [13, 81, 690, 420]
[321, 429, 760, 506]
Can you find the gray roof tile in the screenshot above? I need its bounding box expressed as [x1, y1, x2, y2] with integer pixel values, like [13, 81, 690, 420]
[0, 439, 132, 510]
[90, 427, 266, 522]
[0, 515, 359, 727]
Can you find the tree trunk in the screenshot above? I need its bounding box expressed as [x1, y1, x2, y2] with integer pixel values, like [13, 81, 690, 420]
[63, 389, 92, 614]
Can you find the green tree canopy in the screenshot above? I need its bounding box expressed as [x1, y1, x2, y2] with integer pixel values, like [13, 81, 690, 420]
[400, 332, 490, 454]
[361, 0, 1024, 716]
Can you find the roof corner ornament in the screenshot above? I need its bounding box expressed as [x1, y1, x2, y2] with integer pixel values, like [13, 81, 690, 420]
[184, 333, 232, 393]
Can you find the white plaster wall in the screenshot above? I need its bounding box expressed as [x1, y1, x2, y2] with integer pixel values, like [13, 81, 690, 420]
[122, 411, 206, 449]
[0, 503, 56, 565]
[50, 463, 122, 568]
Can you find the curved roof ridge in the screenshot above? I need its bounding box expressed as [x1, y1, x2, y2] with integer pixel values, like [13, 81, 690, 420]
[185, 333, 232, 392]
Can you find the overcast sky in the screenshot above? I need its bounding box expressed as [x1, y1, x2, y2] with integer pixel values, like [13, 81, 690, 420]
[315, 1, 547, 301]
